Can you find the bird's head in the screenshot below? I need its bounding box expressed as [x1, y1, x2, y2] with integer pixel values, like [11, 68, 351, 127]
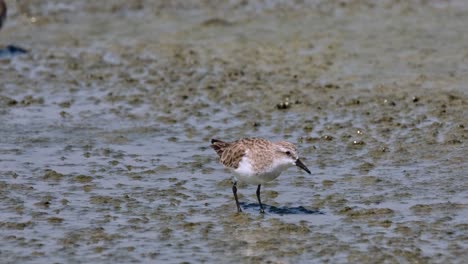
[274, 141, 311, 174]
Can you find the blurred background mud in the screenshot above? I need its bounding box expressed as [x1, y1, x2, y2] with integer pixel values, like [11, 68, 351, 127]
[0, 0, 467, 263]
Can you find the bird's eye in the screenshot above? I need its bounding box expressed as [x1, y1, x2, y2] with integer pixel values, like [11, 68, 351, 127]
[285, 151, 291, 155]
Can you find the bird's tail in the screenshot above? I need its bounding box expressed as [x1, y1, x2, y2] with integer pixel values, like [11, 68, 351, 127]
[211, 139, 229, 157]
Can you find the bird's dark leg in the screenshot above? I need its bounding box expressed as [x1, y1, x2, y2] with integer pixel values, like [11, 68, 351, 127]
[256, 184, 265, 213]
[232, 181, 242, 213]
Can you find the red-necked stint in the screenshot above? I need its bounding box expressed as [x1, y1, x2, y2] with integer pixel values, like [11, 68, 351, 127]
[211, 138, 311, 213]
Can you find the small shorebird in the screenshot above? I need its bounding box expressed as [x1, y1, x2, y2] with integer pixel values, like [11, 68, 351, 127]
[211, 138, 311, 213]
[0, 0, 6, 31]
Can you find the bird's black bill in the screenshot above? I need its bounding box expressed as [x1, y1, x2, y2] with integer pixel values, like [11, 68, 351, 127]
[295, 159, 311, 174]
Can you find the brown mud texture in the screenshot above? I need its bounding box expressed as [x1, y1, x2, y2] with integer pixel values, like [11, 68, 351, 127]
[0, 1, 467, 263]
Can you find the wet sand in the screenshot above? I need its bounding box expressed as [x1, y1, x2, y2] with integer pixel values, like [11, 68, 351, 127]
[0, 1, 467, 263]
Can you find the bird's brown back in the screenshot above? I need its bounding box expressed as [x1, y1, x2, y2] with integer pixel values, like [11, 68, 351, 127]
[211, 138, 244, 169]
[211, 138, 273, 170]
[210, 139, 230, 157]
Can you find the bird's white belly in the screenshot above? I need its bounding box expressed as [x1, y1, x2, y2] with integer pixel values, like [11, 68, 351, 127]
[233, 156, 290, 185]
[236, 171, 282, 185]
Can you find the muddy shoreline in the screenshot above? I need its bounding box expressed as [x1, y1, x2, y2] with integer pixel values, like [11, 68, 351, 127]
[0, 1, 467, 263]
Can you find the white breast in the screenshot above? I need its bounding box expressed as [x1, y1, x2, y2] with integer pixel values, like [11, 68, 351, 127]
[233, 156, 292, 185]
[234, 156, 255, 177]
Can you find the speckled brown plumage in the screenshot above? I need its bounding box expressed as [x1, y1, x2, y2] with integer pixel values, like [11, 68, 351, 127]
[211, 137, 291, 172]
[211, 138, 252, 169]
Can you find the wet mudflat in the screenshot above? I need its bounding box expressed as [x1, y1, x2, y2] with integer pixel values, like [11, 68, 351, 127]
[0, 1, 467, 263]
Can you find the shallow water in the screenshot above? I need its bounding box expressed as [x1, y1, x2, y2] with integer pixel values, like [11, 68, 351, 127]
[0, 0, 467, 263]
